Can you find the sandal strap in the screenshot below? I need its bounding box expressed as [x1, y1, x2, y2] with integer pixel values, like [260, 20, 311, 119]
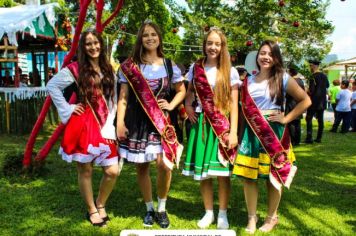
[89, 211, 99, 216]
[95, 202, 106, 209]
[266, 215, 278, 221]
[248, 215, 258, 220]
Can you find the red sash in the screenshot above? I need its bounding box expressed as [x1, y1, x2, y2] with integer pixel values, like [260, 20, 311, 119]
[241, 78, 297, 190]
[193, 59, 237, 166]
[66, 62, 108, 128]
[120, 58, 183, 169]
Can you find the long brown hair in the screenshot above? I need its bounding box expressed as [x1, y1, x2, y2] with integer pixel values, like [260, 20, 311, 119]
[256, 40, 284, 106]
[77, 30, 114, 103]
[132, 21, 164, 64]
[203, 28, 231, 113]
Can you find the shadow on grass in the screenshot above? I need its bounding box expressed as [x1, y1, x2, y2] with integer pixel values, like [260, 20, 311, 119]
[273, 126, 356, 235]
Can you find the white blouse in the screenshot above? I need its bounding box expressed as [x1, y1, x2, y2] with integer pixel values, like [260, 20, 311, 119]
[119, 64, 183, 84]
[247, 72, 290, 110]
[186, 64, 241, 112]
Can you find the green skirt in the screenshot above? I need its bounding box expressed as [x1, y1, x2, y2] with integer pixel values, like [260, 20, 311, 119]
[233, 117, 296, 180]
[182, 113, 232, 180]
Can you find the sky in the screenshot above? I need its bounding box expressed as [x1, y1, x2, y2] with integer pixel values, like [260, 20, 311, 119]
[325, 0, 356, 60]
[176, 0, 356, 61]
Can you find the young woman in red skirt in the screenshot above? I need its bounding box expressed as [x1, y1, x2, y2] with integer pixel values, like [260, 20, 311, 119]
[47, 30, 122, 227]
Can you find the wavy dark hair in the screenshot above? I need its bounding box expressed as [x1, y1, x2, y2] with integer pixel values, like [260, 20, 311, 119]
[132, 21, 164, 64]
[256, 40, 285, 106]
[77, 30, 114, 104]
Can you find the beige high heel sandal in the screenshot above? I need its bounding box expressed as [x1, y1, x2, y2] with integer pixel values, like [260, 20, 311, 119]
[259, 215, 279, 232]
[245, 215, 258, 234]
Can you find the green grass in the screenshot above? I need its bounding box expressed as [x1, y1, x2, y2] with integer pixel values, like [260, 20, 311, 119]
[0, 120, 355, 236]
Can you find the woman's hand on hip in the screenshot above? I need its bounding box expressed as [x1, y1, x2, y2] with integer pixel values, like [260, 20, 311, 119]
[73, 103, 85, 115]
[158, 99, 174, 111]
[267, 111, 287, 124]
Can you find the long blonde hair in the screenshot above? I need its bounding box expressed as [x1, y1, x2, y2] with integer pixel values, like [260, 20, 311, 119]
[203, 28, 231, 113]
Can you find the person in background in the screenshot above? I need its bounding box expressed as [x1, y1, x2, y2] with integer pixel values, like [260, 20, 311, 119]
[1, 70, 13, 87]
[351, 81, 356, 132]
[305, 60, 329, 143]
[28, 72, 34, 85]
[330, 80, 352, 133]
[19, 74, 29, 87]
[33, 67, 41, 86]
[48, 67, 55, 81]
[236, 67, 248, 81]
[328, 79, 341, 119]
[286, 66, 305, 146]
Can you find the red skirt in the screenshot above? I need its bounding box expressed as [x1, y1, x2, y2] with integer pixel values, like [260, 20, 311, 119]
[59, 106, 119, 166]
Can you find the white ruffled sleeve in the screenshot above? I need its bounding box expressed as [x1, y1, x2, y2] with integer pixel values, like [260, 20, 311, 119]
[118, 69, 128, 83]
[171, 65, 183, 83]
[186, 63, 195, 82]
[46, 68, 77, 124]
[230, 67, 242, 87]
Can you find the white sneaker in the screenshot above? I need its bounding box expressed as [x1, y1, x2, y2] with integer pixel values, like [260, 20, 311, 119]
[197, 213, 214, 229]
[217, 214, 229, 229]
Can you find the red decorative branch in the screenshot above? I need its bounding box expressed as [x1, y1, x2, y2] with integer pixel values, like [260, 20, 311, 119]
[95, 0, 125, 33]
[95, 0, 105, 33]
[34, 93, 77, 162]
[23, 0, 90, 167]
[24, 0, 125, 168]
[102, 0, 125, 29]
[62, 0, 91, 67]
[23, 96, 52, 167]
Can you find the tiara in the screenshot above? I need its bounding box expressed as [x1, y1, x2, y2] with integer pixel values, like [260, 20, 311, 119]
[209, 26, 221, 31]
[144, 19, 153, 24]
[205, 26, 224, 34]
[86, 26, 96, 32]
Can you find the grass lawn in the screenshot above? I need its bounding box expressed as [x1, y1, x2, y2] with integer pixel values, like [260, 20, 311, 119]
[0, 119, 355, 235]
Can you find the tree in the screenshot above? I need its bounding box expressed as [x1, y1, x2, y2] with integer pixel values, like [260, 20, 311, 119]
[0, 0, 16, 7]
[175, 0, 226, 65]
[180, 0, 334, 66]
[55, 0, 183, 62]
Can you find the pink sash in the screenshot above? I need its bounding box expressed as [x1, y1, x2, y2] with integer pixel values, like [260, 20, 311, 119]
[66, 62, 108, 128]
[120, 58, 183, 169]
[193, 59, 237, 166]
[241, 78, 297, 190]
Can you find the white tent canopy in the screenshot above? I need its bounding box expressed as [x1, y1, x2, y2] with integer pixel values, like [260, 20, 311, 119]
[335, 57, 356, 66]
[0, 3, 58, 46]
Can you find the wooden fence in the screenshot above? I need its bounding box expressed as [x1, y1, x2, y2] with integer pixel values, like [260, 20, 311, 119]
[0, 87, 59, 135]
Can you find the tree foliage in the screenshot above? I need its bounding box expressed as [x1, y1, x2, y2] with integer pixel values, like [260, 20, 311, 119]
[111, 0, 182, 61]
[51, 0, 182, 62]
[180, 0, 334, 66]
[0, 0, 16, 7]
[3, 0, 334, 68]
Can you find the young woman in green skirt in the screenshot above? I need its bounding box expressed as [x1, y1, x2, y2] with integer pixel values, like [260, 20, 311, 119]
[233, 40, 311, 233]
[182, 28, 240, 229]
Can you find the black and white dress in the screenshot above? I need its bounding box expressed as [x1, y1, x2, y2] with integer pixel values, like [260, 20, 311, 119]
[118, 63, 183, 163]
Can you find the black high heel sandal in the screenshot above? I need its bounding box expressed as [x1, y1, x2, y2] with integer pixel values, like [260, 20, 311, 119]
[86, 211, 106, 227]
[96, 205, 110, 222]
